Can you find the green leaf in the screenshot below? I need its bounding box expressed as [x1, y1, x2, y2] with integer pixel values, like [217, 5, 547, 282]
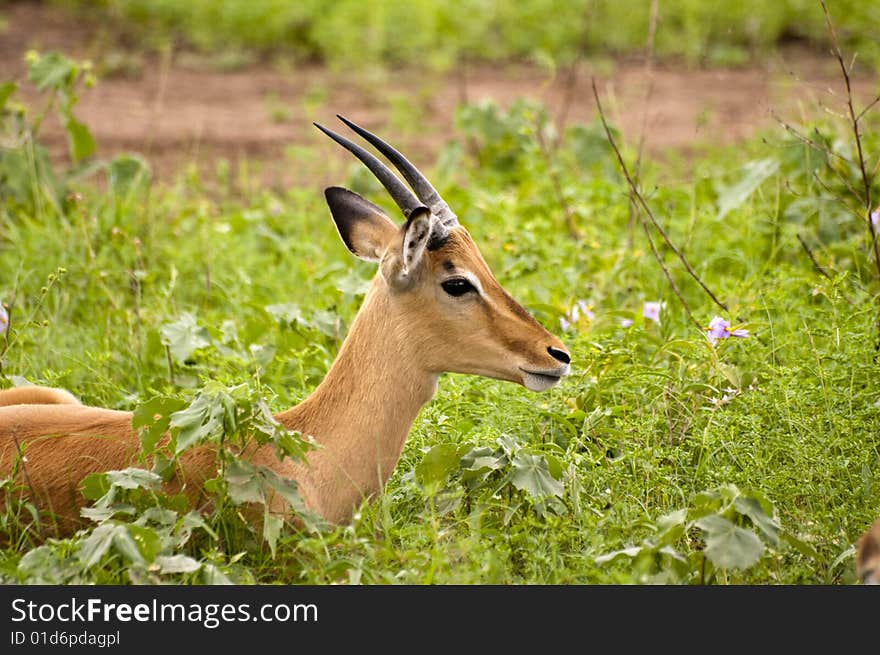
[655, 508, 687, 546]
[265, 303, 303, 325]
[263, 512, 283, 557]
[175, 511, 218, 547]
[509, 452, 564, 500]
[416, 444, 463, 489]
[133, 396, 188, 453]
[64, 116, 96, 162]
[716, 157, 779, 221]
[160, 313, 212, 363]
[80, 472, 110, 501]
[106, 467, 162, 491]
[734, 495, 780, 545]
[0, 81, 17, 110]
[79, 523, 118, 568]
[155, 554, 202, 574]
[108, 154, 151, 195]
[262, 468, 306, 512]
[201, 564, 234, 585]
[27, 51, 76, 91]
[594, 546, 643, 565]
[169, 389, 235, 454]
[696, 514, 764, 570]
[109, 524, 157, 565]
[335, 269, 372, 296]
[460, 446, 507, 472]
[224, 459, 264, 505]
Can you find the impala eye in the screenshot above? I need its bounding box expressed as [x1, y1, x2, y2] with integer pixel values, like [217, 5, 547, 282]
[441, 277, 475, 297]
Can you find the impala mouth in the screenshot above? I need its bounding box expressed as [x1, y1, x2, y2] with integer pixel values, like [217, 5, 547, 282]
[519, 365, 570, 392]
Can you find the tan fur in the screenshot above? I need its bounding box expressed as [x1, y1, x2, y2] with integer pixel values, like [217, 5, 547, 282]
[0, 386, 80, 407]
[1, 224, 569, 537]
[856, 518, 880, 584]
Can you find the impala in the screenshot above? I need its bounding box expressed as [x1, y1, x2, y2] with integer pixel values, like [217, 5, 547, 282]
[0, 115, 570, 537]
[856, 518, 880, 585]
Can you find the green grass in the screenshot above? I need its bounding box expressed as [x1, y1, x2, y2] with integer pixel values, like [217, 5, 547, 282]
[56, 0, 880, 70]
[1, 58, 879, 584]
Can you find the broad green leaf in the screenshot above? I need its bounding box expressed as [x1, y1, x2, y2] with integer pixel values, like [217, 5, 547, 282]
[656, 509, 688, 546]
[263, 512, 283, 557]
[0, 81, 16, 110]
[79, 523, 118, 568]
[64, 116, 96, 162]
[224, 459, 263, 505]
[110, 525, 153, 565]
[156, 554, 202, 574]
[106, 467, 162, 491]
[335, 270, 372, 296]
[160, 313, 212, 363]
[460, 446, 506, 472]
[26, 51, 76, 91]
[80, 472, 110, 500]
[716, 157, 779, 221]
[509, 452, 564, 500]
[266, 303, 303, 325]
[133, 396, 188, 453]
[108, 154, 151, 195]
[307, 309, 340, 337]
[734, 496, 780, 545]
[201, 564, 234, 585]
[696, 514, 764, 570]
[262, 468, 307, 514]
[595, 546, 643, 564]
[169, 390, 235, 454]
[175, 511, 218, 547]
[416, 444, 463, 488]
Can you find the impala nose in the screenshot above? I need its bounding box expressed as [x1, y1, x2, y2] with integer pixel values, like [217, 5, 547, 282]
[547, 346, 571, 365]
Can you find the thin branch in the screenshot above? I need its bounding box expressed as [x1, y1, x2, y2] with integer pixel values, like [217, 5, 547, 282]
[771, 111, 854, 167]
[819, 0, 880, 281]
[797, 233, 833, 280]
[855, 93, 880, 123]
[811, 171, 866, 223]
[591, 77, 728, 314]
[638, 206, 702, 330]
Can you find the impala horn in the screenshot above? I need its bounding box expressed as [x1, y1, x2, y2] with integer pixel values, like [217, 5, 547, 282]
[314, 116, 459, 230]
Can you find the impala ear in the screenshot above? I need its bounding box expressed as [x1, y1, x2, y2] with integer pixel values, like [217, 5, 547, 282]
[381, 206, 438, 288]
[324, 187, 398, 262]
[400, 207, 433, 275]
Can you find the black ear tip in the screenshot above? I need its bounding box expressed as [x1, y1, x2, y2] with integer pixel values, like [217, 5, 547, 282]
[408, 205, 431, 219]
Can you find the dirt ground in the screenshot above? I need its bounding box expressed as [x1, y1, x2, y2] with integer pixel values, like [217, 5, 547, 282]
[1, 2, 878, 186]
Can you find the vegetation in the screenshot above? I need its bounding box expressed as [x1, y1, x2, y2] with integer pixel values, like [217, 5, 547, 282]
[56, 0, 880, 70]
[0, 2, 878, 584]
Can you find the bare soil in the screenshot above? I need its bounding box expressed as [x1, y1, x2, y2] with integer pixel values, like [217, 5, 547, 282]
[1, 2, 878, 187]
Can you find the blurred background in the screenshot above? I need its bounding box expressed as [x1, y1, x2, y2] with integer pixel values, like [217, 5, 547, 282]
[1, 0, 877, 186]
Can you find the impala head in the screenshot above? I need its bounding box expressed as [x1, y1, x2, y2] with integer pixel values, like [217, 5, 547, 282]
[315, 115, 571, 392]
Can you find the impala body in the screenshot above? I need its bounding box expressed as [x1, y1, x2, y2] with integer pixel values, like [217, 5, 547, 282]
[0, 116, 570, 536]
[856, 518, 880, 585]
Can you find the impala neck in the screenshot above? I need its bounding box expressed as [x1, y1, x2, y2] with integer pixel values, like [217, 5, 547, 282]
[274, 279, 437, 524]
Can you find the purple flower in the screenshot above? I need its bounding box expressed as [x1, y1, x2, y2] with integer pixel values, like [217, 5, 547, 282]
[642, 301, 662, 324]
[576, 300, 596, 321]
[620, 318, 634, 328]
[0, 304, 7, 336]
[706, 316, 749, 343]
[560, 299, 594, 331]
[872, 207, 880, 229]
